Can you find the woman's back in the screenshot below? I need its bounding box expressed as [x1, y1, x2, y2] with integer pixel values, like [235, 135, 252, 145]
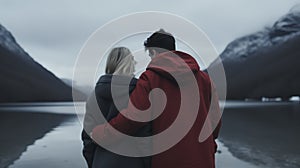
[82, 74, 151, 168]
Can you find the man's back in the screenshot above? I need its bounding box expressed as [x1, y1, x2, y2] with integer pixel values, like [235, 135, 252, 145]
[138, 51, 218, 168]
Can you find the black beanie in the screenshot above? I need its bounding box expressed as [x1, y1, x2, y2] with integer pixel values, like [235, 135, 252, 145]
[144, 29, 176, 51]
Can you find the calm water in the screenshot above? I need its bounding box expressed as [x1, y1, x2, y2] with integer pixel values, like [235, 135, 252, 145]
[0, 101, 299, 168]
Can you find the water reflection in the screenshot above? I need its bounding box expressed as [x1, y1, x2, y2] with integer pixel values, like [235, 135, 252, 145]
[220, 101, 300, 168]
[0, 104, 79, 167]
[9, 117, 85, 168]
[1, 101, 299, 168]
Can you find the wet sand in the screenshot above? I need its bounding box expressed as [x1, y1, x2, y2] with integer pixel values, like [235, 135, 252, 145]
[0, 101, 299, 168]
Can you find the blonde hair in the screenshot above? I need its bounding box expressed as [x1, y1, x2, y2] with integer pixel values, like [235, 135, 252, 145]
[105, 47, 135, 76]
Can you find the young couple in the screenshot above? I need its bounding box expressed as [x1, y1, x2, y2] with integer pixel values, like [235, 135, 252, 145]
[81, 29, 221, 168]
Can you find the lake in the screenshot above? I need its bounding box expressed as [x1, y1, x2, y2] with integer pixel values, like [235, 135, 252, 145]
[0, 101, 299, 168]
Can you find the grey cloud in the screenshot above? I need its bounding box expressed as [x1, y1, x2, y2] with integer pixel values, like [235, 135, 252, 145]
[0, 0, 299, 80]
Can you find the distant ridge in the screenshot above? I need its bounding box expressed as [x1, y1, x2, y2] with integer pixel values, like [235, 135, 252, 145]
[0, 24, 86, 102]
[208, 5, 300, 100]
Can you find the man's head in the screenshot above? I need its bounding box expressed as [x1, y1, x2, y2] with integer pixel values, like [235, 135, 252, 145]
[144, 29, 176, 58]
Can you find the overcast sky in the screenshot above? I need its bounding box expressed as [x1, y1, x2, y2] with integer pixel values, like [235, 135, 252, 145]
[0, 0, 299, 84]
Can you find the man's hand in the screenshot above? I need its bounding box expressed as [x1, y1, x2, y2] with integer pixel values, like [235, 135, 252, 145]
[91, 124, 106, 145]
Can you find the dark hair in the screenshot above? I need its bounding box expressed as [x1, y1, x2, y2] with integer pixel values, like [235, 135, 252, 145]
[144, 29, 176, 52]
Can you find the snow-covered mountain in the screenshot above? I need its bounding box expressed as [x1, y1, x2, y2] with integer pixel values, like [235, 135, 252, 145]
[0, 25, 32, 61]
[0, 24, 86, 102]
[208, 5, 300, 100]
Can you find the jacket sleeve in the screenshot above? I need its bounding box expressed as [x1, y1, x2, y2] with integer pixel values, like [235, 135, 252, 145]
[92, 72, 152, 145]
[81, 90, 102, 167]
[205, 80, 222, 154]
[81, 130, 96, 168]
[211, 82, 222, 140]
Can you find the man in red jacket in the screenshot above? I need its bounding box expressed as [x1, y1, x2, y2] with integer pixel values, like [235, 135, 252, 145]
[92, 29, 221, 168]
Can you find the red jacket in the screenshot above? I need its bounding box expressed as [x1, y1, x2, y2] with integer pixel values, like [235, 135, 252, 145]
[93, 51, 221, 168]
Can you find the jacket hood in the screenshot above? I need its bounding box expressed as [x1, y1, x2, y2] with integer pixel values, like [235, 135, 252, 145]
[95, 74, 137, 100]
[146, 51, 200, 83]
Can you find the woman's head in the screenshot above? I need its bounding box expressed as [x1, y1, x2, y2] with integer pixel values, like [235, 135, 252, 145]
[105, 47, 136, 76]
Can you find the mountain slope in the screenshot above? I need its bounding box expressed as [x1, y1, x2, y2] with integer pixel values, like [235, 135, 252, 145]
[208, 6, 300, 100]
[0, 24, 85, 102]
